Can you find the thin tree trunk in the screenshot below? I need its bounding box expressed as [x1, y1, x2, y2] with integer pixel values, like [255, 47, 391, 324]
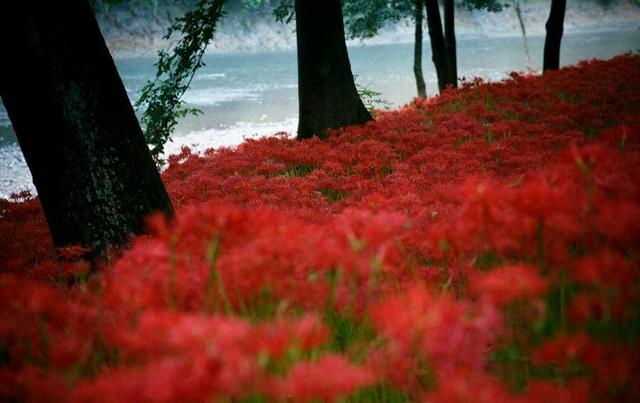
[543, 0, 567, 71]
[443, 0, 457, 88]
[0, 1, 173, 253]
[413, 0, 427, 98]
[424, 0, 448, 93]
[294, 0, 372, 139]
[511, 0, 533, 70]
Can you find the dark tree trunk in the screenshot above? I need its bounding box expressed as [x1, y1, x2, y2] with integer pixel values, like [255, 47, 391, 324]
[294, 0, 372, 139]
[443, 0, 457, 88]
[0, 1, 173, 253]
[413, 0, 427, 98]
[424, 0, 448, 93]
[543, 0, 567, 72]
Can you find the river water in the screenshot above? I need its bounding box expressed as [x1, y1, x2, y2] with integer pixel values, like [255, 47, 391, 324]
[1, 29, 639, 198]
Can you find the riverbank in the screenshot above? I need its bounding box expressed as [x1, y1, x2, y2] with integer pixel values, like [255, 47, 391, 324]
[99, 0, 640, 57]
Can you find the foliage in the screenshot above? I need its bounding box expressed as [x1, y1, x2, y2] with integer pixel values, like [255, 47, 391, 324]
[134, 0, 225, 162]
[89, 0, 126, 11]
[1, 55, 640, 401]
[461, 0, 505, 12]
[90, 0, 285, 15]
[343, 0, 505, 41]
[342, 0, 412, 40]
[225, 0, 280, 12]
[354, 77, 391, 114]
[272, 0, 293, 23]
[90, 0, 171, 14]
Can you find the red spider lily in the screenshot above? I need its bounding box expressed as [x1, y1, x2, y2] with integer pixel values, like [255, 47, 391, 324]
[1, 55, 639, 401]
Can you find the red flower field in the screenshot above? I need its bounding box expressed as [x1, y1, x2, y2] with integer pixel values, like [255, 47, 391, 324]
[1, 54, 639, 402]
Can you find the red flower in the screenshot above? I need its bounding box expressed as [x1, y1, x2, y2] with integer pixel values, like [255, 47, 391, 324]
[267, 355, 375, 402]
[470, 264, 548, 308]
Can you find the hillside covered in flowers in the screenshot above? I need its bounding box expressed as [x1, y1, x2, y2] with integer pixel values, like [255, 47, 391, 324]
[1, 54, 639, 402]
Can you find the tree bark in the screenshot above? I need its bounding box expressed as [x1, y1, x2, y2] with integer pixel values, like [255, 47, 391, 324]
[443, 0, 457, 88]
[294, 0, 372, 139]
[424, 0, 448, 93]
[413, 0, 427, 98]
[0, 1, 173, 253]
[543, 0, 567, 72]
[511, 0, 533, 70]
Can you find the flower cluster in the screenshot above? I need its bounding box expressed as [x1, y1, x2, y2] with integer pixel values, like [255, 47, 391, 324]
[1, 54, 639, 401]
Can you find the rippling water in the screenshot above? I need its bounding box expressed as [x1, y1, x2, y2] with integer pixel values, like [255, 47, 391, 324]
[1, 29, 639, 197]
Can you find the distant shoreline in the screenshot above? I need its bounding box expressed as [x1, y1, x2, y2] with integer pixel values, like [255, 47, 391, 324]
[99, 0, 640, 58]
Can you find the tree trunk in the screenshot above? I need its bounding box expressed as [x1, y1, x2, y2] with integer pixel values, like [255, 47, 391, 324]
[294, 0, 372, 139]
[424, 0, 448, 93]
[413, 0, 427, 98]
[0, 1, 173, 253]
[511, 0, 533, 70]
[443, 0, 457, 88]
[543, 0, 567, 72]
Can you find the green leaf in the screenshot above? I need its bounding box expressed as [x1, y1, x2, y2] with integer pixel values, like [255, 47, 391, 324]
[135, 0, 226, 165]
